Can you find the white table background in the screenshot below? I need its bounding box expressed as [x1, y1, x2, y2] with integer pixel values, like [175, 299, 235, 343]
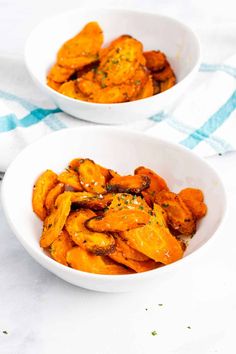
[0, 1, 236, 353]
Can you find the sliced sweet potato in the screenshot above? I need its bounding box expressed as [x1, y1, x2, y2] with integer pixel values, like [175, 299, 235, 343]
[50, 229, 74, 265]
[85, 208, 150, 233]
[96, 35, 145, 86]
[45, 182, 65, 213]
[78, 159, 106, 194]
[57, 22, 103, 69]
[135, 166, 169, 206]
[58, 169, 83, 191]
[107, 175, 150, 194]
[40, 192, 72, 248]
[47, 63, 75, 83]
[179, 188, 207, 220]
[143, 51, 167, 72]
[66, 247, 132, 274]
[65, 210, 115, 255]
[155, 190, 196, 235]
[120, 204, 184, 264]
[32, 169, 58, 220]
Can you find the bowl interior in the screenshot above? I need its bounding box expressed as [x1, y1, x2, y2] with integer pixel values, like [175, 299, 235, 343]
[2, 127, 225, 268]
[25, 8, 200, 88]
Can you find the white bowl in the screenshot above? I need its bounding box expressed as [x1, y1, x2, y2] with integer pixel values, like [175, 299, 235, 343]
[1, 127, 226, 292]
[25, 8, 201, 125]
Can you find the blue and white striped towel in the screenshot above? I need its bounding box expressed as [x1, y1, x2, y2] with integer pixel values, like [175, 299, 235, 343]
[0, 54, 235, 171]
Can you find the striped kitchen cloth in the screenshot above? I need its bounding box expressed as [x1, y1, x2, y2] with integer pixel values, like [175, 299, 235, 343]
[0, 54, 235, 171]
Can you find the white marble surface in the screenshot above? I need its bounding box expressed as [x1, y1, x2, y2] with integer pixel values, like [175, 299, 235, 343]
[1, 0, 236, 353]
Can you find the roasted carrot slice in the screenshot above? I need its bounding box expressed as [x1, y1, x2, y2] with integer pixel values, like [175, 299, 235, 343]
[69, 192, 113, 210]
[107, 175, 150, 194]
[50, 229, 74, 265]
[47, 63, 75, 83]
[108, 193, 151, 213]
[120, 204, 184, 264]
[66, 247, 132, 274]
[57, 22, 103, 69]
[155, 190, 196, 235]
[135, 166, 169, 205]
[58, 169, 83, 191]
[135, 75, 154, 100]
[58, 80, 88, 100]
[47, 78, 61, 91]
[40, 192, 72, 248]
[160, 76, 176, 92]
[96, 35, 145, 86]
[32, 169, 58, 220]
[65, 210, 115, 255]
[143, 51, 167, 72]
[45, 183, 65, 213]
[109, 237, 159, 273]
[179, 188, 207, 220]
[78, 159, 106, 194]
[85, 208, 150, 233]
[152, 64, 175, 82]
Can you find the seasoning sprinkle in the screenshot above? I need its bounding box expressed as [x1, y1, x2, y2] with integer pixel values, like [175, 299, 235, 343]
[151, 330, 157, 336]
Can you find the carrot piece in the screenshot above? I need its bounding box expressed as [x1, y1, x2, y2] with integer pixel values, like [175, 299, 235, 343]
[66, 247, 132, 274]
[108, 193, 151, 213]
[107, 175, 150, 194]
[135, 166, 169, 205]
[45, 182, 65, 213]
[58, 169, 83, 191]
[32, 169, 58, 220]
[47, 78, 61, 91]
[78, 159, 106, 194]
[50, 229, 73, 265]
[69, 192, 113, 210]
[109, 237, 159, 272]
[85, 208, 150, 233]
[179, 188, 207, 220]
[57, 22, 103, 69]
[47, 63, 75, 83]
[143, 51, 167, 72]
[120, 204, 184, 264]
[40, 192, 72, 248]
[65, 210, 115, 255]
[58, 80, 88, 100]
[155, 190, 196, 235]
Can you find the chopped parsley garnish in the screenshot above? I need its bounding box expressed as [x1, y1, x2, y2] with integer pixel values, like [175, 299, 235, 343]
[187, 326, 191, 329]
[162, 203, 169, 208]
[2, 330, 8, 335]
[139, 205, 144, 210]
[158, 303, 163, 306]
[151, 330, 157, 336]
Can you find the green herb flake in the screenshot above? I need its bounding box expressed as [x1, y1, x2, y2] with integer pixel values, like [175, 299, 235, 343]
[151, 330, 157, 336]
[2, 330, 8, 335]
[158, 303, 163, 306]
[145, 308, 148, 311]
[187, 326, 191, 329]
[135, 80, 141, 85]
[139, 205, 144, 210]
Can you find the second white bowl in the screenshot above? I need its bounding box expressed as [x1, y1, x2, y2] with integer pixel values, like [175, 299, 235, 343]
[25, 8, 201, 124]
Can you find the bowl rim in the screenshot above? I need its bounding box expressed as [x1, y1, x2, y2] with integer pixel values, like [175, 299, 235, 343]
[1, 126, 227, 282]
[24, 7, 202, 107]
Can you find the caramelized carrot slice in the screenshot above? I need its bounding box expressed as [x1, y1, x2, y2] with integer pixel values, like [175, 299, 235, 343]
[108, 193, 151, 213]
[135, 166, 169, 205]
[85, 208, 150, 233]
[69, 192, 113, 210]
[45, 182, 65, 213]
[155, 190, 196, 235]
[57, 22, 103, 69]
[50, 229, 73, 265]
[32, 169, 58, 220]
[143, 51, 167, 72]
[66, 247, 132, 274]
[179, 188, 207, 220]
[107, 175, 150, 194]
[58, 169, 83, 191]
[120, 204, 184, 264]
[40, 192, 72, 248]
[109, 237, 159, 273]
[78, 159, 106, 194]
[47, 64, 75, 83]
[65, 210, 115, 255]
